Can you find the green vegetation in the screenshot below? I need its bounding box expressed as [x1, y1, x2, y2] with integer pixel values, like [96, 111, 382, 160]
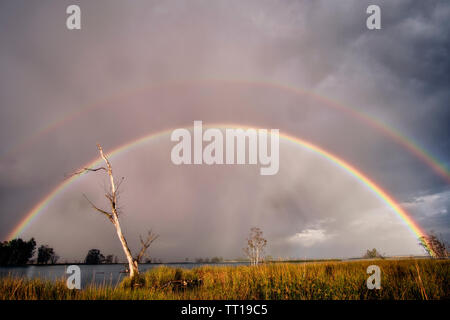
[37, 245, 59, 264]
[0, 238, 36, 265]
[0, 259, 448, 300]
[84, 249, 105, 265]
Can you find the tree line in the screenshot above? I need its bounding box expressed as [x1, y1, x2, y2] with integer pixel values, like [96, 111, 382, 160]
[0, 238, 124, 266]
[0, 238, 60, 265]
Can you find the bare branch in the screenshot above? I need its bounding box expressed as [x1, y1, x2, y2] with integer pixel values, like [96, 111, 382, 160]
[96, 144, 118, 207]
[135, 230, 159, 263]
[82, 194, 114, 223]
[97, 144, 112, 171]
[116, 177, 125, 192]
[65, 166, 107, 179]
[105, 193, 114, 203]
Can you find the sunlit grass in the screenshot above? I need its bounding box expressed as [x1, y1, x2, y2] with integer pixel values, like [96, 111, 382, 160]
[0, 259, 448, 300]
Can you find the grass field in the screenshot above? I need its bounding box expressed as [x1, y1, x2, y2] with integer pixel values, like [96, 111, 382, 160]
[0, 259, 448, 300]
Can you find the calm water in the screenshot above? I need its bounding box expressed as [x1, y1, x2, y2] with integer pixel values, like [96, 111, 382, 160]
[0, 263, 248, 288]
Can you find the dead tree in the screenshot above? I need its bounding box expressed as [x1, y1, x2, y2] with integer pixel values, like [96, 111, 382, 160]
[243, 227, 267, 265]
[71, 144, 158, 278]
[135, 230, 159, 263]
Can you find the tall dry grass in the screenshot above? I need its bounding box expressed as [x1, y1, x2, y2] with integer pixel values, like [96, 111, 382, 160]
[0, 259, 448, 300]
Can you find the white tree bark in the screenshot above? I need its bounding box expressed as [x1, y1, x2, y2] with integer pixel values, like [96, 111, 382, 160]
[72, 145, 160, 279]
[97, 145, 139, 278]
[243, 227, 267, 266]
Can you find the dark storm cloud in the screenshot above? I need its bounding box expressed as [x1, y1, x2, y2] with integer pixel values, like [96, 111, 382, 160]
[0, 0, 449, 259]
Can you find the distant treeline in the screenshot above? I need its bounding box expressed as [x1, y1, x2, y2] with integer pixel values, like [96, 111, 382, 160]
[0, 238, 59, 266]
[84, 249, 119, 265]
[0, 238, 36, 265]
[270, 259, 342, 263]
[194, 257, 224, 263]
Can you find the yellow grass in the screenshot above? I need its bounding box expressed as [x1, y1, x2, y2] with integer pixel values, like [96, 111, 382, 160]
[0, 259, 448, 300]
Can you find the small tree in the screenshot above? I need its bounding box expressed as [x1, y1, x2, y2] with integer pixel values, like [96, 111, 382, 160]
[211, 256, 223, 263]
[363, 248, 384, 259]
[134, 230, 159, 263]
[85, 249, 105, 264]
[50, 253, 59, 264]
[419, 232, 448, 258]
[37, 245, 58, 264]
[243, 227, 267, 265]
[104, 254, 114, 264]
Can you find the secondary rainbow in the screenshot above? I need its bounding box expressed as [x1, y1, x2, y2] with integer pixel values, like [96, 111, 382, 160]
[7, 123, 428, 252]
[2, 79, 448, 183]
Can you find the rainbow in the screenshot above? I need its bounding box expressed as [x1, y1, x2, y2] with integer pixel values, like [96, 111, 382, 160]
[7, 123, 428, 253]
[2, 79, 449, 183]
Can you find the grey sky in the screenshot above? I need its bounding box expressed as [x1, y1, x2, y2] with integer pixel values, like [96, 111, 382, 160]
[0, 0, 449, 261]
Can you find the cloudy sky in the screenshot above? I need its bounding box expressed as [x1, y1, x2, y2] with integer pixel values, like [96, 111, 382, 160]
[0, 0, 449, 262]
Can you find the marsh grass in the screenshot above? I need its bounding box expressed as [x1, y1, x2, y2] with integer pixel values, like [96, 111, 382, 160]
[0, 259, 448, 300]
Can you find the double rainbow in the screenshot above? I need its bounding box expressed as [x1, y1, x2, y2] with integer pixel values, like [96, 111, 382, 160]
[2, 79, 449, 183]
[7, 123, 427, 251]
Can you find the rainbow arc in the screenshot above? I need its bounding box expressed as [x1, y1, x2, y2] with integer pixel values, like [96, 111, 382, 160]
[7, 123, 429, 255]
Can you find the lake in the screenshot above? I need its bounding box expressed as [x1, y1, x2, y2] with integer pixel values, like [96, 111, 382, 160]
[0, 263, 248, 288]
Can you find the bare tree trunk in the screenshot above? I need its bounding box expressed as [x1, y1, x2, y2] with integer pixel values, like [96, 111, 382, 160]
[113, 216, 139, 278]
[73, 144, 159, 279]
[97, 145, 139, 278]
[73, 145, 139, 278]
